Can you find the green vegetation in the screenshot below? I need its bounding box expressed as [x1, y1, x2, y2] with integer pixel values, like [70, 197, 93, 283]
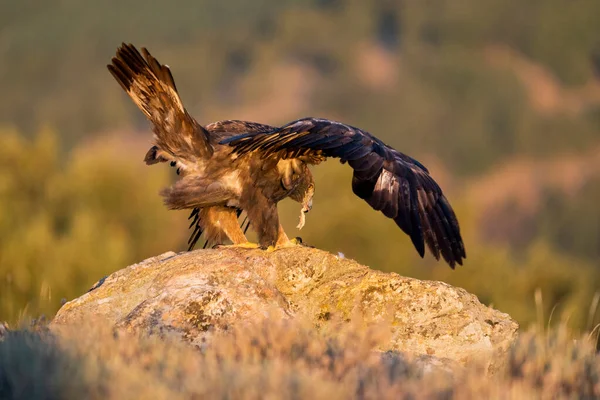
[1, 129, 599, 335]
[0, 129, 185, 322]
[2, 0, 600, 170]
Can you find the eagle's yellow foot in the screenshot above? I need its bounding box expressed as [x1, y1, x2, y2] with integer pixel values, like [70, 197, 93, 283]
[217, 242, 260, 249]
[264, 237, 303, 252]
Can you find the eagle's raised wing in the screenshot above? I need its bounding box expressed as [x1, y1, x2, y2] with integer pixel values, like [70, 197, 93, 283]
[108, 43, 213, 165]
[221, 117, 466, 268]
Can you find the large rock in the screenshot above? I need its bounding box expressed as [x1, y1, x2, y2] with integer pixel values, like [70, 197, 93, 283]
[51, 247, 518, 370]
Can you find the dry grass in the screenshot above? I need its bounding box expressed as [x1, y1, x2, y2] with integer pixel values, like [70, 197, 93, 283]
[1, 317, 598, 400]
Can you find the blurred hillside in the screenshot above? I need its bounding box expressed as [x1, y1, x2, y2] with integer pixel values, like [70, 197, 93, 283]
[0, 0, 599, 331]
[3, 0, 600, 169]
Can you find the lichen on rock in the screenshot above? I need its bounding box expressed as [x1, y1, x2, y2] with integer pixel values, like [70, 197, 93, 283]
[51, 247, 518, 371]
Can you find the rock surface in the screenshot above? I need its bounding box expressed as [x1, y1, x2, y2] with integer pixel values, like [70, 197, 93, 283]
[51, 247, 518, 370]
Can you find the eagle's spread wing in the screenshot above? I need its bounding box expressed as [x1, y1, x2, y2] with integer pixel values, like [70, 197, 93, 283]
[108, 43, 213, 164]
[222, 117, 466, 268]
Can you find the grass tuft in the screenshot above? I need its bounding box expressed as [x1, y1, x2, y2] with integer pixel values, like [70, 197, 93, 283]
[0, 317, 598, 399]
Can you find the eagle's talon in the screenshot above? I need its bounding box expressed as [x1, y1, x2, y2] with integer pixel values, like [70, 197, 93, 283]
[259, 238, 303, 252]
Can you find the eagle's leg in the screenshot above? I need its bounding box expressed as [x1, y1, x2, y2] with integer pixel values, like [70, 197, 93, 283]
[217, 208, 249, 245]
[242, 192, 280, 249]
[276, 223, 290, 245]
[241, 191, 301, 251]
[202, 207, 255, 248]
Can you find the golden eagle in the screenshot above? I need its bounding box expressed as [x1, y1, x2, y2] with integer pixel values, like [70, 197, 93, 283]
[107, 44, 466, 268]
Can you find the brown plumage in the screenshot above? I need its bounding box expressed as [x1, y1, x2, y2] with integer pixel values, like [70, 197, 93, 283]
[108, 43, 466, 268]
[222, 118, 466, 267]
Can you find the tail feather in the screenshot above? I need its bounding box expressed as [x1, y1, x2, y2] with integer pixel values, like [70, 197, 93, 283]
[108, 43, 213, 164]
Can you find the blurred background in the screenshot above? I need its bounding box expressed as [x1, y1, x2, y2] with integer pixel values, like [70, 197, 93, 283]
[0, 0, 599, 332]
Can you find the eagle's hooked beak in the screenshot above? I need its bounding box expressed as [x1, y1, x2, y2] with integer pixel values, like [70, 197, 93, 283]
[304, 198, 313, 213]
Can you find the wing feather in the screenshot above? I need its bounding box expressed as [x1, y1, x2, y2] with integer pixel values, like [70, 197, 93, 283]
[349, 152, 384, 172]
[221, 117, 465, 268]
[108, 43, 213, 164]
